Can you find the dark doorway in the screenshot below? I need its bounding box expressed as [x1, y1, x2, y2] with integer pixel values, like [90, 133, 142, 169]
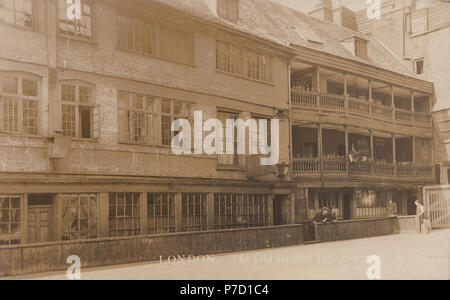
[273, 195, 289, 225]
[343, 191, 352, 220]
[407, 192, 417, 216]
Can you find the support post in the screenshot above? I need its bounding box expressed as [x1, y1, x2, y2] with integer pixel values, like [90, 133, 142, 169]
[345, 126, 349, 174]
[318, 124, 323, 176]
[140, 192, 148, 236]
[98, 193, 109, 238]
[391, 85, 396, 124]
[207, 192, 215, 231]
[175, 193, 182, 233]
[370, 130, 374, 160]
[393, 134, 397, 176]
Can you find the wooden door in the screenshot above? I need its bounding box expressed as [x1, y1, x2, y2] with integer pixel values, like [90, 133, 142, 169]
[27, 206, 52, 244]
[343, 192, 352, 220]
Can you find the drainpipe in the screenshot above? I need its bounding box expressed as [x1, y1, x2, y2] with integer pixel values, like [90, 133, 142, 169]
[288, 61, 294, 183]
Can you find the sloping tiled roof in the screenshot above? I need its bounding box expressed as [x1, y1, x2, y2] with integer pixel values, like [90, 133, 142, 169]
[147, 0, 415, 77]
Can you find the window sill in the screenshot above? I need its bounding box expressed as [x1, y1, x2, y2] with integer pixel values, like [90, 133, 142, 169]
[57, 34, 97, 45]
[116, 48, 196, 68]
[0, 131, 44, 139]
[216, 164, 246, 172]
[70, 137, 97, 143]
[216, 69, 274, 87]
[0, 20, 38, 33]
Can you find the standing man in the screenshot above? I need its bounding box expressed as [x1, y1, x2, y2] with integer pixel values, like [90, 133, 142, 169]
[415, 200, 425, 233]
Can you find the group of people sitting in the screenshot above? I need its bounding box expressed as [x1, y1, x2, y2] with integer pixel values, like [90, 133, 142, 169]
[313, 207, 337, 224]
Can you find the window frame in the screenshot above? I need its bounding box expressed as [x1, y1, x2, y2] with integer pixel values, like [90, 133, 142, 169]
[217, 110, 240, 166]
[160, 99, 192, 147]
[214, 193, 270, 230]
[0, 0, 37, 30]
[0, 195, 22, 246]
[118, 91, 156, 145]
[182, 193, 208, 232]
[216, 40, 273, 84]
[57, 0, 95, 41]
[117, 14, 154, 56]
[60, 81, 95, 140]
[61, 193, 98, 241]
[415, 58, 424, 75]
[108, 192, 141, 237]
[0, 73, 40, 136]
[147, 193, 175, 235]
[116, 12, 195, 66]
[354, 38, 368, 59]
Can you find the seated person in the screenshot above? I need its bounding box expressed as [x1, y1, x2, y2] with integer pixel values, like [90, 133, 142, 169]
[313, 207, 337, 224]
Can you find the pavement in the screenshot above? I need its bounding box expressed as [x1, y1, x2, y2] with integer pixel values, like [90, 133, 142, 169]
[6, 229, 450, 280]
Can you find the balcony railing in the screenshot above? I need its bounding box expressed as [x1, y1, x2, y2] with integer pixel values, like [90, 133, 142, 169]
[291, 89, 432, 127]
[292, 158, 433, 180]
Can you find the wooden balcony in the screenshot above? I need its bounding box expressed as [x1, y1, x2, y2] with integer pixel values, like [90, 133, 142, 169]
[291, 89, 432, 128]
[292, 158, 433, 181]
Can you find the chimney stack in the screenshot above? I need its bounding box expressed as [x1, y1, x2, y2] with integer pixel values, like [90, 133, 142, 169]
[309, 0, 334, 22]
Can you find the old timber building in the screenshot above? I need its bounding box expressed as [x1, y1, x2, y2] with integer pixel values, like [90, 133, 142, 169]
[0, 0, 436, 250]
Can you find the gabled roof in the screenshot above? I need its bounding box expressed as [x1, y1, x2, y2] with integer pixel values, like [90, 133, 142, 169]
[146, 0, 415, 77]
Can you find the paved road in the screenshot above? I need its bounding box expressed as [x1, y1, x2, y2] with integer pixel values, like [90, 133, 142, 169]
[11, 229, 450, 280]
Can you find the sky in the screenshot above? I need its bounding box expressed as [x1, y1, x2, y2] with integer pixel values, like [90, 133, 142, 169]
[272, 0, 370, 12]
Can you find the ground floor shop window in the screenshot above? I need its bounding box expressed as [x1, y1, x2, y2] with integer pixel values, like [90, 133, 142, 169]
[0, 196, 21, 245]
[307, 190, 341, 219]
[109, 193, 140, 237]
[182, 193, 208, 232]
[355, 190, 387, 217]
[214, 193, 269, 229]
[147, 193, 175, 235]
[61, 194, 97, 240]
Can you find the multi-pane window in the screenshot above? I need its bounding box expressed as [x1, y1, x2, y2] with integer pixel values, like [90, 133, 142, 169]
[252, 115, 272, 154]
[318, 191, 339, 209]
[0, 74, 39, 135]
[118, 93, 192, 146]
[217, 111, 239, 165]
[118, 15, 153, 55]
[182, 193, 207, 232]
[61, 84, 94, 139]
[61, 194, 97, 241]
[147, 193, 175, 235]
[58, 0, 93, 39]
[214, 193, 269, 230]
[356, 190, 387, 208]
[216, 40, 272, 83]
[109, 193, 140, 237]
[161, 99, 191, 146]
[0, 0, 34, 28]
[117, 14, 193, 65]
[355, 38, 368, 59]
[118, 91, 155, 144]
[415, 59, 424, 75]
[159, 26, 194, 65]
[0, 196, 21, 245]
